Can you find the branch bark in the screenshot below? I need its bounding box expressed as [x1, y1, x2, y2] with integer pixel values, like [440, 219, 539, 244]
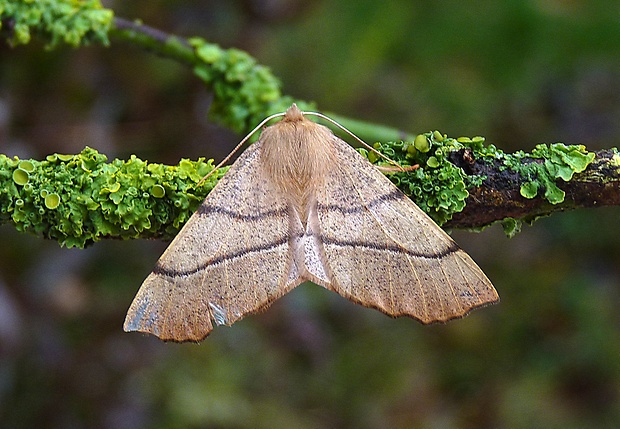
[445, 149, 620, 229]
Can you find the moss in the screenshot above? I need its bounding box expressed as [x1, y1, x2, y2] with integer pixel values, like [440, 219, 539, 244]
[0, 147, 223, 248]
[0, 0, 113, 48]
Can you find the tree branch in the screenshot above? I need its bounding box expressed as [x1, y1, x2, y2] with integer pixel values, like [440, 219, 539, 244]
[108, 17, 414, 142]
[0, 1, 412, 143]
[366, 136, 619, 236]
[0, 135, 616, 247]
[445, 148, 620, 232]
[109, 17, 197, 67]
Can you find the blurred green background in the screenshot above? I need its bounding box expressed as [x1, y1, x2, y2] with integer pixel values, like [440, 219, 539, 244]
[1, 1, 620, 428]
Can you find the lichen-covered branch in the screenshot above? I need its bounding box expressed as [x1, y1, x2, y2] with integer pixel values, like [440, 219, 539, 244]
[372, 133, 619, 236]
[111, 16, 304, 136]
[2, 1, 619, 247]
[444, 148, 620, 234]
[109, 18, 413, 142]
[0, 0, 112, 47]
[0, 0, 411, 143]
[1, 136, 617, 248]
[0, 148, 222, 248]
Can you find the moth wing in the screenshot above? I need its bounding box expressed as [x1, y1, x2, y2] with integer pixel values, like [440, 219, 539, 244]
[313, 137, 498, 323]
[124, 141, 302, 342]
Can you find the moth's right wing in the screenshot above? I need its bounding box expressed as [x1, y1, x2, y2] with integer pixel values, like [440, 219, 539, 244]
[313, 136, 498, 324]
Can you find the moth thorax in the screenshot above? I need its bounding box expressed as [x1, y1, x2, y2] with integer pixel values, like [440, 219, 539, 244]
[261, 119, 335, 213]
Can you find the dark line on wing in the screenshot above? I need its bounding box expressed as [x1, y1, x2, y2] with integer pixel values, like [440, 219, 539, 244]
[320, 235, 459, 259]
[198, 204, 288, 222]
[153, 235, 290, 278]
[317, 189, 404, 214]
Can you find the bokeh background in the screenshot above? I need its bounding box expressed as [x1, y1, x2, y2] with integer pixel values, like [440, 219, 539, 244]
[2, 1, 620, 428]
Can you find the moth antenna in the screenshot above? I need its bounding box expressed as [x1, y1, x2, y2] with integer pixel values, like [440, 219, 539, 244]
[376, 164, 420, 174]
[303, 110, 407, 171]
[196, 111, 287, 187]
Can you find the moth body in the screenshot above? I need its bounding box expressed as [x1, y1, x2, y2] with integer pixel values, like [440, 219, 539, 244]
[260, 105, 335, 220]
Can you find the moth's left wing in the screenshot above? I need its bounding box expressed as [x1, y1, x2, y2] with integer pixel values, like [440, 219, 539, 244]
[124, 141, 303, 342]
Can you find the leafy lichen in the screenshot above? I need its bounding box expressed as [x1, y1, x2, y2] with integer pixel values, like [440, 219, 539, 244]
[0, 147, 223, 248]
[501, 218, 522, 238]
[610, 150, 620, 167]
[0, 0, 113, 48]
[360, 131, 481, 225]
[508, 143, 596, 204]
[189, 37, 315, 135]
[361, 134, 596, 232]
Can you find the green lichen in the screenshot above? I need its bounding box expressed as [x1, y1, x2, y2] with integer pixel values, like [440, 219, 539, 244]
[151, 184, 166, 199]
[358, 132, 597, 233]
[0, 0, 113, 48]
[0, 133, 604, 247]
[426, 156, 439, 168]
[457, 137, 595, 206]
[18, 160, 35, 172]
[0, 147, 223, 248]
[360, 131, 477, 225]
[509, 143, 595, 204]
[501, 218, 522, 238]
[44, 193, 60, 209]
[12, 169, 29, 186]
[359, 131, 597, 233]
[414, 134, 430, 153]
[519, 181, 539, 199]
[189, 37, 315, 135]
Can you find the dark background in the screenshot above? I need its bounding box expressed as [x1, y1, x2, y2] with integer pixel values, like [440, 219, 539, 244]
[1, 1, 620, 428]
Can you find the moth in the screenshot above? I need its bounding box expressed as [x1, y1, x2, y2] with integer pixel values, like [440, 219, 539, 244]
[124, 104, 498, 342]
